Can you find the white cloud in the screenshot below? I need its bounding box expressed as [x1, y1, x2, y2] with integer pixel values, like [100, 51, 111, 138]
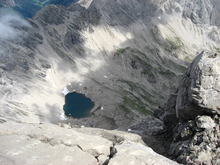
[0, 9, 31, 40]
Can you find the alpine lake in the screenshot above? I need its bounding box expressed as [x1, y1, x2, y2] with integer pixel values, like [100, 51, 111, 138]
[63, 92, 95, 118]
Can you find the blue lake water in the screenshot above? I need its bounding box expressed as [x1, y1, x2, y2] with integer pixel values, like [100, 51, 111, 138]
[63, 92, 95, 118]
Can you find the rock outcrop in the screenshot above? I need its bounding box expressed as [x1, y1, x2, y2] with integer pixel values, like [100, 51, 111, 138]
[176, 51, 220, 120]
[152, 51, 220, 164]
[155, 51, 220, 122]
[0, 121, 179, 165]
[168, 115, 220, 164]
[181, 0, 220, 26]
[0, 0, 220, 164]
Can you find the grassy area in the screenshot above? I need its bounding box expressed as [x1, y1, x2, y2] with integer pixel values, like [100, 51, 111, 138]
[115, 47, 129, 55]
[0, 119, 6, 123]
[165, 37, 183, 50]
[16, 110, 28, 116]
[158, 67, 176, 77]
[7, 101, 29, 116]
[119, 104, 131, 113]
[150, 25, 184, 53]
[141, 69, 156, 80]
[213, 45, 220, 53]
[113, 47, 185, 117]
[120, 95, 154, 116]
[118, 79, 155, 116]
[184, 56, 192, 63]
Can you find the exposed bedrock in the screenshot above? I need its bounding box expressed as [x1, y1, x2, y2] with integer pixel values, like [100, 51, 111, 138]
[151, 50, 220, 164]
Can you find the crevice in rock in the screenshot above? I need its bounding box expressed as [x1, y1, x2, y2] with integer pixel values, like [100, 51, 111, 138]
[110, 145, 117, 159]
[76, 144, 83, 151]
[102, 159, 110, 165]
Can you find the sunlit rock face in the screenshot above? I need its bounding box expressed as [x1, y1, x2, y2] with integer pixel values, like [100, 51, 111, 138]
[0, 0, 219, 130]
[0, 121, 179, 165]
[0, 0, 220, 164]
[153, 51, 220, 164]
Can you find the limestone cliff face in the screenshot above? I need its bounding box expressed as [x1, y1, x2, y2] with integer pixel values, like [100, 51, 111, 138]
[153, 51, 220, 164]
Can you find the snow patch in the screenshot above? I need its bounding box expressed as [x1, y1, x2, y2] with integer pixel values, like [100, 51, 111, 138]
[158, 16, 161, 20]
[62, 87, 69, 96]
[79, 84, 83, 86]
[101, 106, 104, 110]
[104, 75, 108, 78]
[60, 113, 67, 120]
[46, 69, 58, 88]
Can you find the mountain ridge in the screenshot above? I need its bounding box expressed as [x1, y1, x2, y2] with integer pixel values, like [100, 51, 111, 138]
[0, 0, 219, 129]
[0, 0, 220, 164]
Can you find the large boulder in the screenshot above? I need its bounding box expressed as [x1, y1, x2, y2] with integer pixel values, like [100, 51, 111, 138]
[176, 51, 220, 120]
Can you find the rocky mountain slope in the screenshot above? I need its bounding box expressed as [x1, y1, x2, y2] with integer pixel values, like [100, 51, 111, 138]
[1, 0, 219, 130]
[0, 0, 220, 164]
[128, 50, 220, 164]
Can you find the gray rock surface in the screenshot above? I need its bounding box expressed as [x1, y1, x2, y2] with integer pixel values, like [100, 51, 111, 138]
[109, 140, 178, 165]
[196, 116, 216, 130]
[0, 121, 179, 165]
[152, 50, 220, 164]
[181, 0, 220, 26]
[0, 0, 220, 164]
[168, 115, 220, 164]
[34, 5, 69, 25]
[176, 51, 220, 120]
[156, 51, 220, 121]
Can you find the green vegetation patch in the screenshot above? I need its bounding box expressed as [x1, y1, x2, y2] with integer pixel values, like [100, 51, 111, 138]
[16, 110, 29, 116]
[120, 95, 154, 116]
[115, 47, 129, 55]
[213, 45, 220, 53]
[7, 101, 29, 116]
[0, 119, 6, 123]
[141, 69, 156, 80]
[118, 79, 155, 116]
[165, 37, 183, 50]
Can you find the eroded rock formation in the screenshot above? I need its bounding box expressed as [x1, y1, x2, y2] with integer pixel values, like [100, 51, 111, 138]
[153, 51, 220, 164]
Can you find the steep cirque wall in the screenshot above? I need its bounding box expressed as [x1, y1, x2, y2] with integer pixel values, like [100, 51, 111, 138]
[0, 0, 219, 130]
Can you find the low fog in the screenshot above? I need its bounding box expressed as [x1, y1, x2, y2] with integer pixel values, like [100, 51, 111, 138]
[0, 8, 31, 40]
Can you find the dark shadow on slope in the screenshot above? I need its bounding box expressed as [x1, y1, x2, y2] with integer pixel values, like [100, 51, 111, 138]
[33, 103, 62, 124]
